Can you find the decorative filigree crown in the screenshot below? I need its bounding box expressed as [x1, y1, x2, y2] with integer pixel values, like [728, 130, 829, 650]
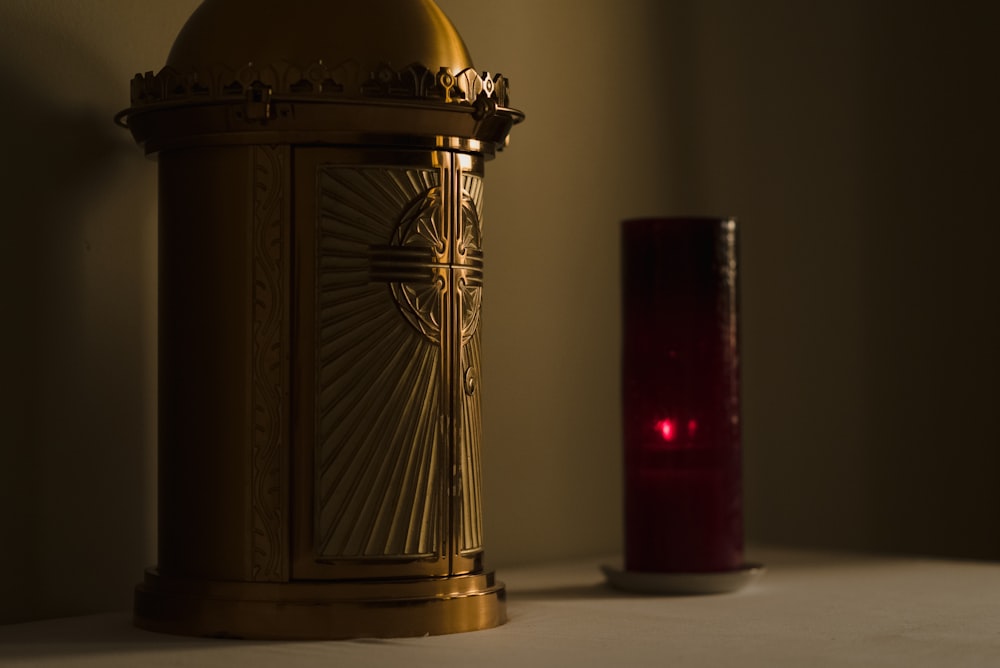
[126, 60, 512, 115]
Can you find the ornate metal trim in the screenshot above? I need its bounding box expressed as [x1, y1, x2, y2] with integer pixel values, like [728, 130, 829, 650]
[125, 60, 512, 114]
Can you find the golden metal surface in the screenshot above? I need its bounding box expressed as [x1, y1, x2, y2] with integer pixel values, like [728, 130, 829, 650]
[135, 568, 506, 640]
[167, 0, 474, 74]
[116, 0, 522, 155]
[292, 147, 488, 582]
[119, 63, 521, 155]
[123, 0, 519, 640]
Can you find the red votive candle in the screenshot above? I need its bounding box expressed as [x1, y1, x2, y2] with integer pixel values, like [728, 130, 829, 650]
[621, 217, 742, 573]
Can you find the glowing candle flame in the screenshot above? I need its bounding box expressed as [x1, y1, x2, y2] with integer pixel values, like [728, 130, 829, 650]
[655, 419, 676, 442]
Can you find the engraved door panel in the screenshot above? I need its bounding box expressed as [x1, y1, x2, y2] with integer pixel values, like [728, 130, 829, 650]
[453, 168, 486, 572]
[292, 148, 486, 580]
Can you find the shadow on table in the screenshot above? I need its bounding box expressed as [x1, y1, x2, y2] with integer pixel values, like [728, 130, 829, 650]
[509, 582, 623, 602]
[0, 613, 281, 659]
[507, 579, 756, 601]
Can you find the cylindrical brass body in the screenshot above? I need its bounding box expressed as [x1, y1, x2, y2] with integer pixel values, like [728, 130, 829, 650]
[120, 0, 521, 639]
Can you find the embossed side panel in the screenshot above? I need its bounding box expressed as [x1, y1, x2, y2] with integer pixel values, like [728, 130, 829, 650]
[250, 145, 290, 581]
[457, 171, 485, 555]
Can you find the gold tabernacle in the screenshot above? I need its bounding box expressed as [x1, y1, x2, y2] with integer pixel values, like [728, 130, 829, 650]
[118, 0, 522, 639]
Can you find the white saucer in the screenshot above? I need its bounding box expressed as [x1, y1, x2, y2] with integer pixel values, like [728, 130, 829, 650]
[601, 563, 765, 595]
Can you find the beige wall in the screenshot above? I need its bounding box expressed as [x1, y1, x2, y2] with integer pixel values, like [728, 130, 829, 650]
[0, 0, 200, 624]
[443, 0, 1000, 561]
[1, 0, 997, 624]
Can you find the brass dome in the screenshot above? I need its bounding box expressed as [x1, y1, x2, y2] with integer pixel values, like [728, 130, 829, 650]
[119, 0, 521, 156]
[167, 0, 474, 73]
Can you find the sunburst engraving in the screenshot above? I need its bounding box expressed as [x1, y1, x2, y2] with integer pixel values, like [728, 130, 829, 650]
[313, 162, 486, 562]
[315, 167, 443, 559]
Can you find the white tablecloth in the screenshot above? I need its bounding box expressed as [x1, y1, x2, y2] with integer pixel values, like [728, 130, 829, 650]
[2, 547, 998, 667]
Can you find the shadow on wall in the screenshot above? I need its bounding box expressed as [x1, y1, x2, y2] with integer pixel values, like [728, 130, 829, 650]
[852, 4, 1000, 560]
[646, 0, 1000, 561]
[0, 11, 156, 623]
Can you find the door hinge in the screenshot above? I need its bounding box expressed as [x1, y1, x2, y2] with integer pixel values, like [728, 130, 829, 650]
[245, 83, 273, 121]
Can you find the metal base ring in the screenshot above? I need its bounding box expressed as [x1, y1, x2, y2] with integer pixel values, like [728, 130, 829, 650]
[133, 568, 507, 640]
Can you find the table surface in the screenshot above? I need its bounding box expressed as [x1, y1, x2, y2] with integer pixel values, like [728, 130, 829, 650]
[2, 546, 999, 667]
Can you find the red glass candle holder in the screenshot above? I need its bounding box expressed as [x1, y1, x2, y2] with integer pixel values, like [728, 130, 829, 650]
[621, 217, 742, 574]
